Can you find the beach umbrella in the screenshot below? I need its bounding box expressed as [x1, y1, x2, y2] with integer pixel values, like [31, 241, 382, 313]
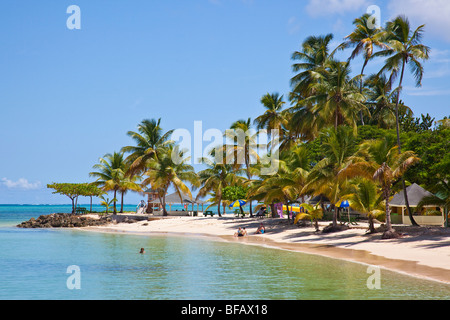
[229, 200, 247, 208]
[339, 200, 350, 208]
[338, 200, 351, 224]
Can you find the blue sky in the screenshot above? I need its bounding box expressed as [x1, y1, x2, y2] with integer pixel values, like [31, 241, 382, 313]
[1, 0, 449, 204]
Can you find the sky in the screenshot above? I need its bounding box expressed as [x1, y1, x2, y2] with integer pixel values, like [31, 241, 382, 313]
[0, 0, 449, 205]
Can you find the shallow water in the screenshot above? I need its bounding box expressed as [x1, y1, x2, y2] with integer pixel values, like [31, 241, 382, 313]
[1, 205, 449, 300]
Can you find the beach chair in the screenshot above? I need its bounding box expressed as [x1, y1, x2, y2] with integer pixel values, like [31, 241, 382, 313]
[75, 206, 87, 214]
[203, 211, 214, 217]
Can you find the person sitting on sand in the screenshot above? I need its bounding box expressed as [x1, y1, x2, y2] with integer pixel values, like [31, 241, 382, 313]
[255, 223, 265, 234]
[256, 206, 266, 217]
[234, 227, 246, 237]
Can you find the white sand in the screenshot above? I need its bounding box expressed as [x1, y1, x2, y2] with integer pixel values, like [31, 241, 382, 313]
[83, 215, 450, 284]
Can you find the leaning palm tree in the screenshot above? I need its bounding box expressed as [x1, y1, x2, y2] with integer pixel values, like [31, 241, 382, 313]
[122, 118, 174, 177]
[340, 137, 420, 237]
[375, 15, 430, 226]
[142, 145, 199, 216]
[340, 13, 390, 125]
[373, 148, 420, 238]
[90, 152, 128, 214]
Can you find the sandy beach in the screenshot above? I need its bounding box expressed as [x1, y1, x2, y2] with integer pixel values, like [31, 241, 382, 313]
[83, 215, 450, 285]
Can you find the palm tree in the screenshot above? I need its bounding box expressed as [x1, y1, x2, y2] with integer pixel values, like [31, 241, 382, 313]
[248, 144, 310, 221]
[303, 126, 357, 229]
[373, 148, 420, 237]
[294, 203, 323, 232]
[344, 178, 384, 234]
[99, 195, 115, 215]
[288, 34, 336, 140]
[117, 173, 142, 213]
[340, 137, 420, 237]
[290, 34, 335, 97]
[90, 152, 128, 214]
[225, 118, 260, 216]
[364, 74, 413, 129]
[141, 145, 199, 216]
[254, 92, 286, 135]
[197, 150, 242, 217]
[340, 13, 389, 125]
[302, 60, 368, 132]
[122, 118, 174, 176]
[375, 15, 430, 226]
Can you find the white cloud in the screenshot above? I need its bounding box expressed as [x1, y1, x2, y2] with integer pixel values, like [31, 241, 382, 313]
[404, 86, 450, 96]
[1, 178, 42, 190]
[287, 17, 301, 35]
[388, 0, 450, 42]
[306, 0, 369, 17]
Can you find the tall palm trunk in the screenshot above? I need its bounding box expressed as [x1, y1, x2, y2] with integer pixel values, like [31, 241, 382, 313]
[394, 59, 419, 226]
[359, 59, 368, 125]
[120, 191, 124, 213]
[113, 189, 117, 214]
[383, 187, 393, 232]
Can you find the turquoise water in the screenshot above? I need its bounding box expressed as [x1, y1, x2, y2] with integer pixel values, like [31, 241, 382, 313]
[1, 205, 450, 300]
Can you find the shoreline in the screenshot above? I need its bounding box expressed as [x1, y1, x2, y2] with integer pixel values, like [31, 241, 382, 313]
[80, 215, 450, 285]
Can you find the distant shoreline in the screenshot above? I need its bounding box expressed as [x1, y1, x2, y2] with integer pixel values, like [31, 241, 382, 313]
[80, 216, 450, 285]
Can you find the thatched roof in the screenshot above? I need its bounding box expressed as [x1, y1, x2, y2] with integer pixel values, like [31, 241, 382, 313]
[390, 183, 434, 207]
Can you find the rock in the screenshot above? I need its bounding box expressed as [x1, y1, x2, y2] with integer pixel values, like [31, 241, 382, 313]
[17, 213, 111, 229]
[322, 223, 349, 233]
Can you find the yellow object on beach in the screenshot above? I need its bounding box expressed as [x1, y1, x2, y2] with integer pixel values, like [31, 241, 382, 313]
[283, 205, 301, 212]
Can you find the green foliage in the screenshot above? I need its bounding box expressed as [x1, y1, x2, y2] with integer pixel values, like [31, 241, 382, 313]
[222, 185, 249, 202]
[403, 127, 450, 188]
[47, 183, 104, 213]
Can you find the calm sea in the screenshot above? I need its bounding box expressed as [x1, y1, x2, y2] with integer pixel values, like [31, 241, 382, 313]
[0, 205, 449, 300]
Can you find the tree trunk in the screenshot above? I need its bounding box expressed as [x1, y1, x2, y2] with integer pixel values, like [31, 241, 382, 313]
[90, 196, 93, 213]
[120, 191, 124, 213]
[359, 59, 368, 126]
[384, 188, 393, 232]
[368, 215, 376, 234]
[270, 203, 276, 218]
[113, 190, 117, 214]
[71, 197, 75, 214]
[217, 198, 222, 217]
[74, 196, 79, 214]
[333, 206, 338, 228]
[394, 59, 419, 227]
